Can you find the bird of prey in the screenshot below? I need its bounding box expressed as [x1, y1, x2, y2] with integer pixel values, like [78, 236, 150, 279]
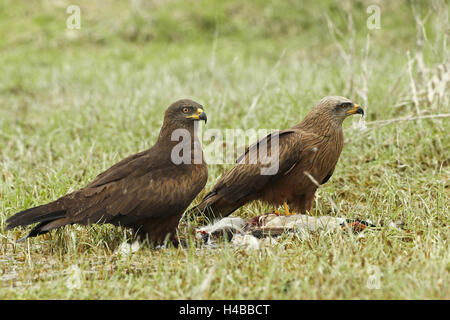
[5, 99, 208, 244]
[189, 96, 363, 220]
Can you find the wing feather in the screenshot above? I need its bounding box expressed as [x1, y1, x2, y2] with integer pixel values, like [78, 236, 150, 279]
[211, 130, 304, 203]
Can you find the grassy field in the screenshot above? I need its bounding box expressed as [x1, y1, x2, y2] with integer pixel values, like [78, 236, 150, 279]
[0, 0, 449, 299]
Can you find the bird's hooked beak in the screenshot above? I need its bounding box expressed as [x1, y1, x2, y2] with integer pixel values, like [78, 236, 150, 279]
[186, 108, 207, 124]
[346, 104, 364, 116]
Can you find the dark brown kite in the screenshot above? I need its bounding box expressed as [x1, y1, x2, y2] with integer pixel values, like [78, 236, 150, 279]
[190, 96, 363, 220]
[5, 99, 208, 244]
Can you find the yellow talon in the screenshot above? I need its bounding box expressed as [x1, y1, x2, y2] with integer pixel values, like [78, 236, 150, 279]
[283, 202, 296, 216]
[273, 203, 296, 216]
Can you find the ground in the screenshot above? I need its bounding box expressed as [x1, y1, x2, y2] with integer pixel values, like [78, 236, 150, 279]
[0, 0, 449, 299]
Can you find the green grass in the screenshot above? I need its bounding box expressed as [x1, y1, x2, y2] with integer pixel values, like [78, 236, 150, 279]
[0, 0, 449, 299]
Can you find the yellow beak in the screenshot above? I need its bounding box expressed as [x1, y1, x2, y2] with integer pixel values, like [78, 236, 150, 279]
[346, 104, 364, 115]
[186, 108, 207, 122]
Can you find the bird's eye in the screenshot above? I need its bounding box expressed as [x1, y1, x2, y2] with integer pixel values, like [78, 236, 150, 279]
[341, 102, 352, 108]
[182, 107, 189, 113]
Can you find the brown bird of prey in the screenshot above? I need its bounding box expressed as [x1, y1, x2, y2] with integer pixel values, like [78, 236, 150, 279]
[189, 96, 363, 220]
[5, 99, 208, 244]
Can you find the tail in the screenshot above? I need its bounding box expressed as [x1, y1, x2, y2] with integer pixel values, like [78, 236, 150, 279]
[186, 191, 243, 221]
[5, 202, 70, 242]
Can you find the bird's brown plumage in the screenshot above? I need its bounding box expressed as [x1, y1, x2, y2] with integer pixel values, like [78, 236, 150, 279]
[190, 96, 363, 220]
[5, 99, 208, 244]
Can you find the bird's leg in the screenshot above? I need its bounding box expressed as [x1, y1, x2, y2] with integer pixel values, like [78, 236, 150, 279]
[283, 202, 296, 216]
[273, 202, 297, 216]
[272, 203, 296, 216]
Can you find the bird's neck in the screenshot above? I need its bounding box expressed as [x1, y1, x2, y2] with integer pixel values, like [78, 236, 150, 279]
[297, 111, 345, 171]
[157, 122, 196, 142]
[295, 111, 343, 137]
[157, 122, 204, 164]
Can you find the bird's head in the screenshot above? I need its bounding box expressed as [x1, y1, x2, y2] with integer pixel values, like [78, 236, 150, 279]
[164, 99, 207, 128]
[312, 96, 364, 127]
